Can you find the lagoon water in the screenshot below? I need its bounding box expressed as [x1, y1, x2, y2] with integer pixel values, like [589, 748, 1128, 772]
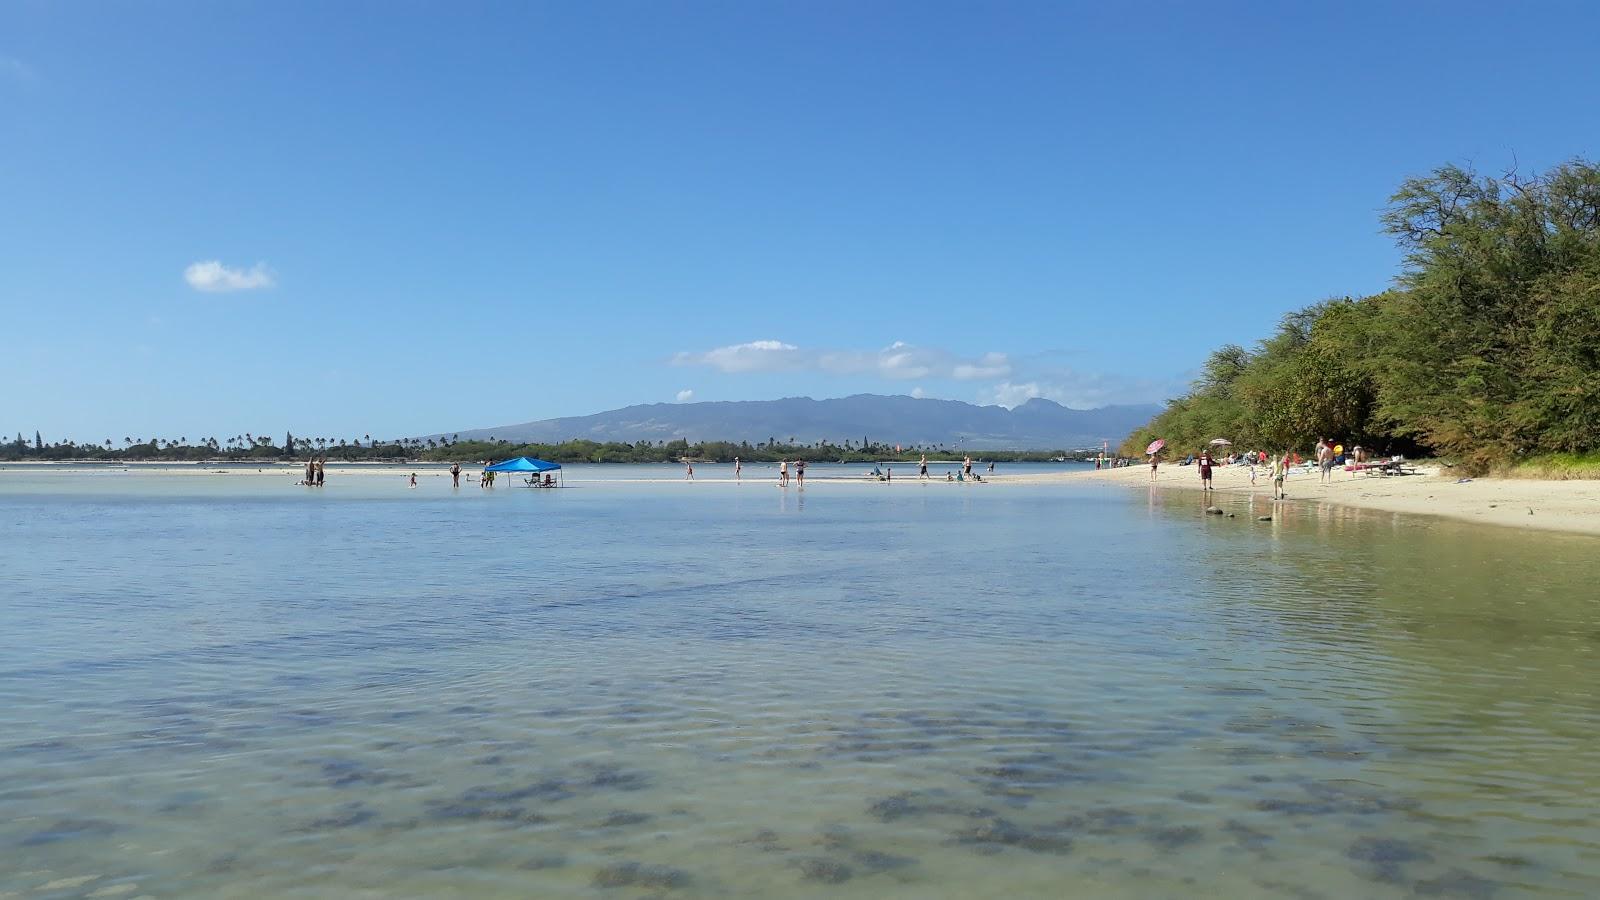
[4, 466, 1600, 897]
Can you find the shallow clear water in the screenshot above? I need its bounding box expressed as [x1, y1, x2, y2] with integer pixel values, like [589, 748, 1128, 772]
[3, 472, 1599, 898]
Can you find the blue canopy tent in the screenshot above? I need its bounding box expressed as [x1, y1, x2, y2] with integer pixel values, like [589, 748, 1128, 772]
[483, 456, 563, 487]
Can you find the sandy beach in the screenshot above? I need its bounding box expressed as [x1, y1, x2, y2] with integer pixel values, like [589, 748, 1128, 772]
[1054, 460, 1600, 537]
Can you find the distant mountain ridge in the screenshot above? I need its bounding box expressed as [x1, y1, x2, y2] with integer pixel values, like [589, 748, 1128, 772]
[430, 394, 1160, 450]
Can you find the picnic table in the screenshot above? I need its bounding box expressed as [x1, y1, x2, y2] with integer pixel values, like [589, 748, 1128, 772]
[1348, 459, 1420, 477]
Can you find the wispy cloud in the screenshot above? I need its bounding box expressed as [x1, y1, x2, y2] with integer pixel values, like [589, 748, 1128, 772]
[184, 260, 276, 293]
[675, 389, 695, 402]
[673, 340, 1012, 381]
[979, 372, 1182, 409]
[0, 54, 38, 84]
[671, 338, 1177, 409]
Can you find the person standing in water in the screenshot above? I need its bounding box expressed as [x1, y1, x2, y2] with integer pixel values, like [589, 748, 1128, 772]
[451, 461, 461, 487]
[796, 458, 805, 485]
[1197, 447, 1214, 491]
[987, 460, 995, 473]
[685, 460, 694, 480]
[315, 458, 325, 486]
[919, 454, 928, 480]
[1148, 453, 1159, 481]
[779, 459, 788, 487]
[1272, 451, 1288, 500]
[304, 458, 315, 486]
[408, 472, 417, 488]
[734, 457, 741, 481]
[963, 455, 973, 479]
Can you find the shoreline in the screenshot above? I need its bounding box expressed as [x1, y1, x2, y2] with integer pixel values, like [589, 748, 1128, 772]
[1052, 461, 1600, 537]
[6, 459, 1598, 537]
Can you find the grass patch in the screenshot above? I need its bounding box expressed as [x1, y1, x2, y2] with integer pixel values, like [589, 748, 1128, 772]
[1499, 452, 1600, 480]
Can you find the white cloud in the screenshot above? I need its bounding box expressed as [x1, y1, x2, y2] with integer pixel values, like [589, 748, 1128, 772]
[184, 260, 276, 293]
[987, 381, 1044, 408]
[675, 389, 695, 402]
[674, 340, 1011, 381]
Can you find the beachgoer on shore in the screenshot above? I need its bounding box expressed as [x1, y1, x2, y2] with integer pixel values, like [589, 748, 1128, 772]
[451, 462, 461, 487]
[963, 455, 973, 478]
[685, 460, 694, 480]
[779, 459, 789, 487]
[1197, 449, 1214, 491]
[734, 456, 742, 481]
[919, 454, 928, 479]
[1317, 438, 1334, 484]
[1148, 454, 1159, 481]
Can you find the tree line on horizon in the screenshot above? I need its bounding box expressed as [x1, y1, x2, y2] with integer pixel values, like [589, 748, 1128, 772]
[1121, 158, 1600, 475]
[2, 430, 1095, 465]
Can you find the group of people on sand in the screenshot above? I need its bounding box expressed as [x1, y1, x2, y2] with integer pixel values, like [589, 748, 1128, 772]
[1144, 437, 1373, 502]
[300, 458, 326, 486]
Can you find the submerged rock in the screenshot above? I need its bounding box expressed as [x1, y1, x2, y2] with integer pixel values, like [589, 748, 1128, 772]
[598, 809, 653, 828]
[1347, 836, 1433, 882]
[796, 857, 853, 884]
[1144, 824, 1204, 851]
[592, 862, 689, 890]
[853, 850, 916, 872]
[954, 817, 1074, 855]
[21, 818, 121, 846]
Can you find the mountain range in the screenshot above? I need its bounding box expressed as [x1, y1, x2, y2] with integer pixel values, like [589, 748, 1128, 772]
[431, 394, 1160, 450]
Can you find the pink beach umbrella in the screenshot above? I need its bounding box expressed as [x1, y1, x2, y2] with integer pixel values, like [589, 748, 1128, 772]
[1145, 439, 1166, 456]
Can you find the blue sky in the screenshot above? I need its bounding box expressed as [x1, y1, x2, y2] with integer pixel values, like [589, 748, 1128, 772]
[3, 2, 1597, 443]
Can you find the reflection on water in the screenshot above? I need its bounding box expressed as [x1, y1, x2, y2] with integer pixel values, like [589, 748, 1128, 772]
[3, 474, 1599, 897]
